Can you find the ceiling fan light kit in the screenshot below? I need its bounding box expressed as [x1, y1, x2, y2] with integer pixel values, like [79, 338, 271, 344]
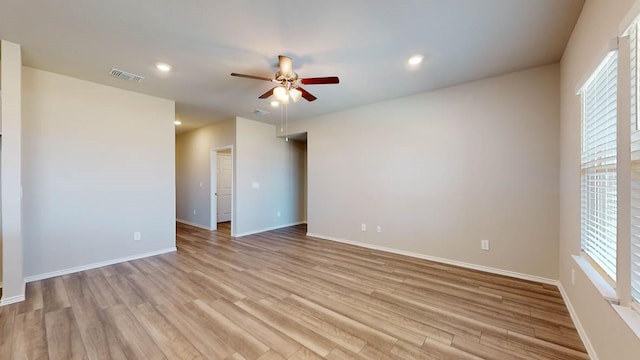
[289, 88, 302, 102]
[273, 86, 290, 104]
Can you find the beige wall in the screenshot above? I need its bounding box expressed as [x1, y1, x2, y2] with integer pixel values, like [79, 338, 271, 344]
[1, 40, 24, 302]
[560, 0, 640, 358]
[286, 64, 561, 279]
[235, 117, 305, 236]
[21, 67, 176, 278]
[175, 119, 235, 229]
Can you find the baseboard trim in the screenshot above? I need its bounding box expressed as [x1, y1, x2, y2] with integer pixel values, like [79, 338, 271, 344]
[306, 232, 557, 285]
[0, 294, 26, 306]
[24, 247, 177, 283]
[235, 221, 306, 238]
[176, 219, 213, 231]
[557, 282, 598, 360]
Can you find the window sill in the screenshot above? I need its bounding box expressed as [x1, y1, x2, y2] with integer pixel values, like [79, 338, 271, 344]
[612, 305, 640, 339]
[572, 255, 640, 339]
[572, 255, 619, 304]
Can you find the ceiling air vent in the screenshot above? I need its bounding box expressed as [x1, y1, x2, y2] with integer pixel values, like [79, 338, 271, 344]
[109, 68, 145, 83]
[252, 109, 270, 116]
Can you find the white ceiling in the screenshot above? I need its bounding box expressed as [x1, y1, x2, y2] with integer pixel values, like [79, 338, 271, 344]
[0, 0, 583, 134]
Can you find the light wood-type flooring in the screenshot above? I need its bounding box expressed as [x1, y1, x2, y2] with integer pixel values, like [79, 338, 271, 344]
[0, 222, 588, 360]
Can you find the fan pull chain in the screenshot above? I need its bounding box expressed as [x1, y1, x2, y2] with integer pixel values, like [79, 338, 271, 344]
[285, 104, 289, 142]
[280, 104, 284, 132]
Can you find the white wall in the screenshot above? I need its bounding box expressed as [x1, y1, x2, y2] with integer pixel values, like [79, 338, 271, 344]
[235, 117, 306, 236]
[301, 141, 307, 222]
[285, 64, 561, 279]
[559, 0, 640, 358]
[1, 40, 24, 303]
[21, 67, 176, 278]
[175, 119, 235, 229]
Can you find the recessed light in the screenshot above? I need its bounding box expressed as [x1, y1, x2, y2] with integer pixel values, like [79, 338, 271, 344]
[156, 63, 172, 72]
[270, 101, 280, 107]
[174, 120, 182, 125]
[408, 55, 424, 66]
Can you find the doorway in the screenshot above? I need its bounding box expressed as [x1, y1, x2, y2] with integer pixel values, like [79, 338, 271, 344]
[210, 146, 233, 233]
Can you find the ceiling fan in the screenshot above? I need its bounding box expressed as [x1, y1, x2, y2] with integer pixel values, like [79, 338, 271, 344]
[231, 55, 339, 103]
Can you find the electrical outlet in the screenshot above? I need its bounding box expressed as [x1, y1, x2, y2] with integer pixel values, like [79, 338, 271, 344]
[376, 226, 381, 233]
[361, 223, 367, 231]
[481, 239, 490, 251]
[193, 209, 197, 215]
[571, 269, 576, 285]
[134, 232, 141, 241]
[277, 211, 281, 217]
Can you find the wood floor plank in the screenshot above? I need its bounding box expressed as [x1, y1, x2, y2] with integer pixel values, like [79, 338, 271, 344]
[126, 273, 175, 306]
[187, 270, 246, 302]
[69, 295, 129, 360]
[257, 274, 425, 347]
[451, 334, 530, 360]
[157, 302, 235, 360]
[319, 291, 453, 345]
[290, 347, 326, 360]
[43, 277, 71, 313]
[226, 353, 249, 360]
[261, 296, 367, 354]
[209, 298, 302, 358]
[505, 330, 589, 360]
[191, 299, 269, 360]
[283, 295, 398, 353]
[421, 337, 484, 360]
[104, 274, 147, 307]
[128, 303, 204, 360]
[62, 273, 92, 300]
[143, 272, 196, 306]
[0, 307, 16, 359]
[16, 280, 44, 314]
[1, 222, 588, 360]
[387, 340, 440, 360]
[160, 269, 223, 304]
[327, 287, 481, 342]
[235, 298, 337, 357]
[85, 273, 122, 310]
[44, 307, 88, 360]
[256, 350, 287, 360]
[102, 304, 167, 360]
[11, 309, 49, 360]
[326, 346, 369, 360]
[358, 344, 392, 360]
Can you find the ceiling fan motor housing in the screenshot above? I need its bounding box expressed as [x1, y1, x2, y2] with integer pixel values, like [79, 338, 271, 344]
[275, 72, 299, 89]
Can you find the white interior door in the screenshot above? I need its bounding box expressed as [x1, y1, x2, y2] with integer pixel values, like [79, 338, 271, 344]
[216, 153, 232, 223]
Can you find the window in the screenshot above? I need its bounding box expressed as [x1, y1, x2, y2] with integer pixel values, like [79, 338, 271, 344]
[580, 50, 618, 281]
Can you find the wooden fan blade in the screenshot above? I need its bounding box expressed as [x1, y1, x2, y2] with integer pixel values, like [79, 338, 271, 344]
[230, 73, 274, 82]
[259, 87, 276, 99]
[298, 87, 317, 102]
[279, 55, 293, 77]
[301, 76, 339, 85]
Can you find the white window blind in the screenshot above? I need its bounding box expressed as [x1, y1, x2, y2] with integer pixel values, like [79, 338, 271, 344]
[581, 50, 618, 281]
[630, 23, 640, 304]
